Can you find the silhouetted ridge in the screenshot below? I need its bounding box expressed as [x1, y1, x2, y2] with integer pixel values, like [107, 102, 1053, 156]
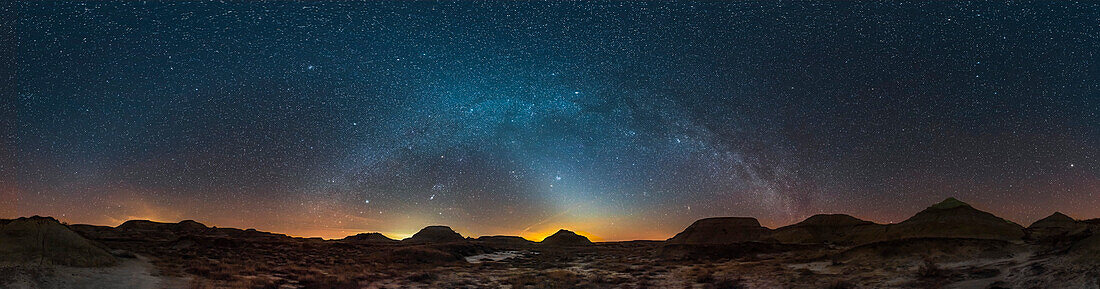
[118, 219, 210, 233]
[476, 235, 533, 244]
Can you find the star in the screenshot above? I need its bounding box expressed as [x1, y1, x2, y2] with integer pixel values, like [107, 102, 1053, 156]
[13, 1, 1095, 242]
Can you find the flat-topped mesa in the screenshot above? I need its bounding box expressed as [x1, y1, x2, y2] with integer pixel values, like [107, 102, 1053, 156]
[342, 232, 396, 243]
[404, 226, 465, 243]
[791, 214, 873, 227]
[540, 229, 593, 246]
[768, 214, 885, 245]
[667, 217, 770, 244]
[886, 197, 1025, 241]
[72, 219, 217, 242]
[117, 219, 210, 233]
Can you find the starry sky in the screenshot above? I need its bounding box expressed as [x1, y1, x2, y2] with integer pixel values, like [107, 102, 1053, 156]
[8, 1, 1098, 240]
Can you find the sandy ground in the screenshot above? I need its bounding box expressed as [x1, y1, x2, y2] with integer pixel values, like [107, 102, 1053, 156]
[0, 255, 187, 289]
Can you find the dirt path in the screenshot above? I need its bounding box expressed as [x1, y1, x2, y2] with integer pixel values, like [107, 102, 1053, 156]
[0, 255, 187, 289]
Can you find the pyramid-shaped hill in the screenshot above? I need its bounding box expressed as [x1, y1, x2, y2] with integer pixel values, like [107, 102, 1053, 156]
[342, 232, 396, 243]
[404, 226, 465, 243]
[1027, 212, 1089, 240]
[768, 214, 887, 245]
[0, 216, 118, 267]
[540, 229, 593, 246]
[886, 197, 1024, 241]
[667, 217, 771, 244]
[1030, 212, 1078, 228]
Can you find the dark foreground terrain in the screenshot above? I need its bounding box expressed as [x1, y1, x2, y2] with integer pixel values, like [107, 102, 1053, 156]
[3, 198, 1099, 289]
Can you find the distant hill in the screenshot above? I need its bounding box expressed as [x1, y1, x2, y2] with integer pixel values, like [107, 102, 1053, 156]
[670, 198, 1029, 246]
[885, 197, 1025, 241]
[476, 235, 534, 245]
[540, 229, 593, 246]
[666, 217, 770, 244]
[768, 214, 886, 245]
[342, 232, 396, 243]
[70, 219, 292, 242]
[405, 226, 465, 243]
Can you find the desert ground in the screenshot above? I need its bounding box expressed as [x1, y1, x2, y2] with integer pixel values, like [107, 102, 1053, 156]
[3, 198, 1099, 289]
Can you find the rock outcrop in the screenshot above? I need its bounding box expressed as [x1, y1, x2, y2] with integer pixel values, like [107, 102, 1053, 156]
[667, 217, 770, 244]
[1070, 234, 1100, 262]
[0, 216, 117, 267]
[540, 229, 593, 246]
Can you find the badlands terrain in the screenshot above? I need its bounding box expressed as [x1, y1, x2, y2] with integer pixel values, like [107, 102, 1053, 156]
[2, 198, 1099, 289]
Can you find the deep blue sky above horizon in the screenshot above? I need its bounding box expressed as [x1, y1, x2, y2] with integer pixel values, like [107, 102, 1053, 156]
[9, 1, 1098, 240]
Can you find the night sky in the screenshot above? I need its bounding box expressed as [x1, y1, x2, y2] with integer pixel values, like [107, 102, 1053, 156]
[9, 2, 1098, 240]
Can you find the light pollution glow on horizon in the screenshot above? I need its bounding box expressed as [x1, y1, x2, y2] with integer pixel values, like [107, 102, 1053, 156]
[22, 185, 1100, 242]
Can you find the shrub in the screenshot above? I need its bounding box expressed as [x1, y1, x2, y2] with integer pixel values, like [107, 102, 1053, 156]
[299, 273, 357, 289]
[505, 270, 583, 289]
[917, 259, 944, 279]
[694, 269, 715, 283]
[825, 280, 855, 289]
[407, 271, 438, 283]
[708, 278, 746, 289]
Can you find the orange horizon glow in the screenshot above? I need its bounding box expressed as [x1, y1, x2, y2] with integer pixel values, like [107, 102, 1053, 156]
[42, 207, 1100, 242]
[13, 181, 1100, 242]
